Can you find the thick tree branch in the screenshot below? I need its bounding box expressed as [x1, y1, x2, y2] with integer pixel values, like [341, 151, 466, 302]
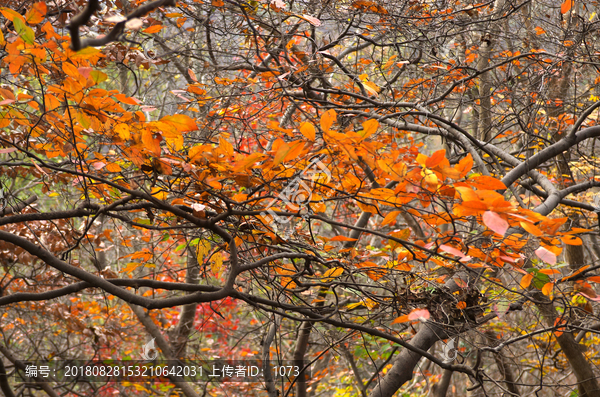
[68, 0, 176, 51]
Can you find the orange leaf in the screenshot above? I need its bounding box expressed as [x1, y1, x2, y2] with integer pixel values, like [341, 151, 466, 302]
[453, 276, 468, 289]
[114, 93, 141, 105]
[468, 175, 506, 190]
[161, 114, 198, 131]
[554, 317, 567, 337]
[299, 122, 316, 141]
[320, 109, 337, 132]
[188, 68, 198, 83]
[561, 235, 582, 245]
[330, 235, 358, 242]
[143, 25, 163, 34]
[587, 276, 600, 283]
[455, 154, 473, 178]
[361, 119, 378, 140]
[520, 273, 533, 289]
[541, 282, 554, 296]
[391, 314, 409, 324]
[273, 142, 291, 166]
[142, 130, 161, 156]
[456, 301, 467, 309]
[560, 0, 573, 14]
[560, 265, 589, 282]
[426, 149, 446, 168]
[520, 221, 543, 237]
[25, 2, 46, 25]
[539, 269, 560, 275]
[381, 211, 401, 226]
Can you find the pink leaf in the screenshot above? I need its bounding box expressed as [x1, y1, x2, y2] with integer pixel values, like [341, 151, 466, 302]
[92, 161, 106, 170]
[440, 244, 465, 258]
[301, 14, 321, 26]
[0, 147, 16, 153]
[579, 292, 600, 302]
[535, 246, 556, 265]
[408, 308, 430, 322]
[271, 0, 285, 9]
[78, 67, 92, 79]
[482, 211, 508, 235]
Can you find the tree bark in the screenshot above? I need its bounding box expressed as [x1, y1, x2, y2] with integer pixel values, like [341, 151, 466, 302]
[369, 323, 447, 397]
[532, 292, 600, 396]
[430, 369, 453, 397]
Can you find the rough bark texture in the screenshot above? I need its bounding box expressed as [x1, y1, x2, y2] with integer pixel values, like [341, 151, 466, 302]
[293, 321, 313, 397]
[129, 304, 201, 397]
[170, 247, 201, 357]
[263, 316, 280, 397]
[369, 323, 447, 397]
[430, 369, 453, 397]
[532, 292, 600, 397]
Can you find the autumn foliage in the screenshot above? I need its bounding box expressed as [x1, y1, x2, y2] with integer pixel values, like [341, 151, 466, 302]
[2, 0, 600, 396]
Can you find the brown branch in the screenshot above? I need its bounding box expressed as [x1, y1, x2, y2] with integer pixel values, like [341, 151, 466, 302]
[68, 0, 177, 51]
[0, 344, 60, 397]
[0, 195, 37, 217]
[0, 354, 15, 397]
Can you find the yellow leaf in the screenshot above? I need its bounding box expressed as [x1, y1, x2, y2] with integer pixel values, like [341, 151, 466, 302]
[197, 240, 211, 263]
[115, 123, 131, 140]
[346, 302, 365, 310]
[364, 81, 380, 96]
[210, 252, 223, 276]
[320, 109, 337, 132]
[299, 121, 316, 141]
[361, 119, 378, 140]
[151, 187, 167, 200]
[421, 168, 438, 187]
[322, 267, 344, 281]
[273, 142, 291, 166]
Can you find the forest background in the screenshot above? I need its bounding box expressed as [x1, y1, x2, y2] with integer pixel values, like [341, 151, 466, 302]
[3, 0, 600, 396]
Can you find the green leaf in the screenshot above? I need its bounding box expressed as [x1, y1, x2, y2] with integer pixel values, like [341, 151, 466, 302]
[13, 17, 34, 44]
